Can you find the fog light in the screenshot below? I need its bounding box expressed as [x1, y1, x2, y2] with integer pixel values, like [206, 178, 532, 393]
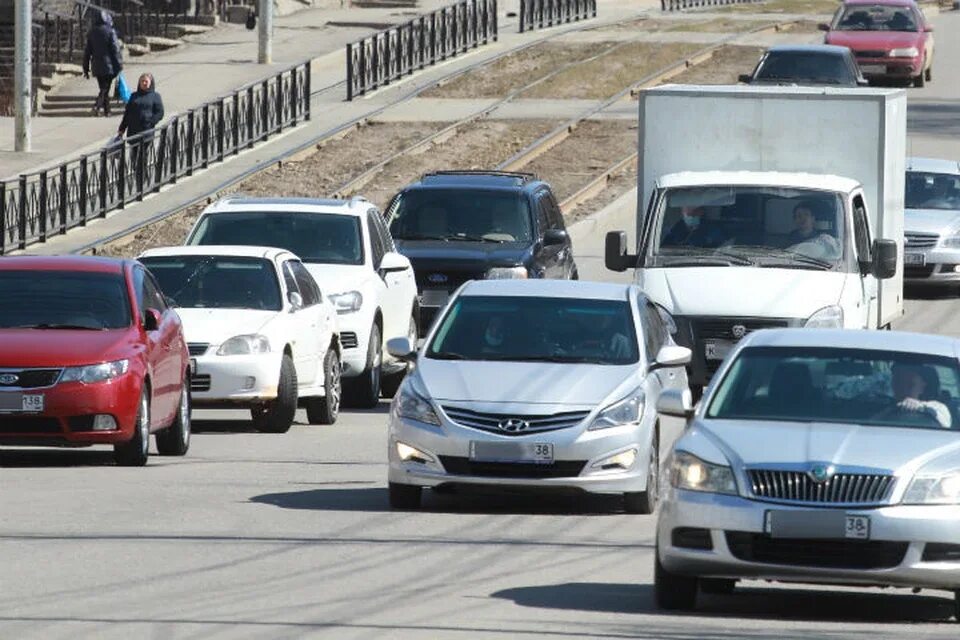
[92, 415, 117, 431]
[593, 448, 637, 470]
[952, 265, 960, 273]
[243, 376, 256, 390]
[397, 442, 433, 463]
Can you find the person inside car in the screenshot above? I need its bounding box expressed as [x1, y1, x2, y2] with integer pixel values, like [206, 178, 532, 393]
[661, 206, 727, 248]
[784, 202, 841, 256]
[874, 363, 951, 428]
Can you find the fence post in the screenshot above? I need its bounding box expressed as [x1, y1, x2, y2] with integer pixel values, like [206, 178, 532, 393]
[0, 182, 5, 254]
[247, 86, 255, 148]
[218, 98, 225, 160]
[59, 164, 67, 234]
[18, 176, 27, 249]
[493, 0, 498, 41]
[291, 65, 298, 123]
[39, 172, 47, 243]
[155, 127, 166, 193]
[136, 136, 146, 201]
[118, 142, 126, 209]
[79, 157, 88, 225]
[171, 117, 180, 181]
[187, 110, 196, 175]
[275, 73, 284, 133]
[99, 148, 108, 218]
[430, 12, 437, 63]
[233, 93, 241, 153]
[261, 80, 269, 141]
[202, 104, 210, 168]
[305, 61, 311, 121]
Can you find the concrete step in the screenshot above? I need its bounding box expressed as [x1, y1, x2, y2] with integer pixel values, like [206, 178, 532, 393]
[44, 93, 124, 102]
[129, 35, 182, 51]
[41, 99, 124, 110]
[167, 23, 214, 37]
[37, 106, 123, 117]
[126, 43, 151, 56]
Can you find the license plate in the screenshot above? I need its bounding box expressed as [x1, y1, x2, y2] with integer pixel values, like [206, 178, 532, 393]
[765, 510, 870, 540]
[0, 392, 44, 413]
[421, 289, 449, 307]
[904, 252, 926, 266]
[469, 441, 554, 464]
[704, 339, 734, 361]
[860, 64, 886, 74]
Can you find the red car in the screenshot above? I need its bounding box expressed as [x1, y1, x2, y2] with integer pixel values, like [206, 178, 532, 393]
[0, 256, 191, 465]
[821, 0, 935, 87]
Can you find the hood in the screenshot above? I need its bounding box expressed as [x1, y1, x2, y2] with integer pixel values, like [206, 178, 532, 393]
[174, 308, 276, 345]
[0, 329, 135, 368]
[396, 240, 531, 272]
[417, 359, 636, 407]
[640, 267, 846, 318]
[827, 30, 922, 51]
[302, 263, 368, 297]
[700, 419, 960, 476]
[905, 208, 960, 236]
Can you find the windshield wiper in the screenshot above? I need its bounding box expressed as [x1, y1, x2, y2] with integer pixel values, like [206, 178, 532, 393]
[739, 246, 835, 270]
[447, 234, 506, 244]
[428, 351, 466, 360]
[398, 233, 449, 241]
[15, 323, 105, 330]
[659, 248, 753, 266]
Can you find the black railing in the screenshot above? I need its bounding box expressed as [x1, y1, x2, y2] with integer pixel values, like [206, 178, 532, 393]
[518, 0, 596, 33]
[346, 0, 498, 101]
[0, 61, 311, 255]
[661, 0, 761, 10]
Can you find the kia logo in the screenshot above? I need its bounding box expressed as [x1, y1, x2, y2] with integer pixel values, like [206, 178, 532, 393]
[731, 324, 747, 340]
[427, 273, 448, 284]
[0, 373, 19, 385]
[498, 418, 530, 433]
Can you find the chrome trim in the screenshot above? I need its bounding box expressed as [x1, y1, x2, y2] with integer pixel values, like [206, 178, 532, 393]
[748, 468, 894, 505]
[441, 405, 590, 436]
[0, 367, 63, 390]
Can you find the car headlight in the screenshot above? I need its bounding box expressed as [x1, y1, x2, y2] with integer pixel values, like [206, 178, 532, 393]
[804, 305, 843, 329]
[670, 451, 738, 495]
[940, 234, 960, 249]
[394, 376, 441, 426]
[485, 266, 528, 280]
[61, 359, 130, 384]
[888, 47, 919, 58]
[903, 471, 960, 505]
[217, 334, 271, 355]
[589, 388, 644, 430]
[328, 291, 363, 314]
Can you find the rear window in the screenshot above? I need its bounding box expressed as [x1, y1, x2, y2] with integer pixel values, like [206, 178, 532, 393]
[0, 270, 131, 329]
[387, 189, 533, 243]
[754, 52, 855, 85]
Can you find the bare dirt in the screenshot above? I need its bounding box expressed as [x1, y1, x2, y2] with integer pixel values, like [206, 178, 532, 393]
[720, 0, 839, 13]
[658, 45, 766, 84]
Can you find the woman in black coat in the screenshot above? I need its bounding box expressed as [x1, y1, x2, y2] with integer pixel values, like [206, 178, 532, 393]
[118, 73, 165, 138]
[82, 10, 123, 116]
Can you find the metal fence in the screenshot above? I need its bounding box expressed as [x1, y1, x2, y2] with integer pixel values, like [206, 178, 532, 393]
[0, 61, 311, 255]
[346, 0, 498, 101]
[518, 0, 596, 33]
[661, 0, 761, 10]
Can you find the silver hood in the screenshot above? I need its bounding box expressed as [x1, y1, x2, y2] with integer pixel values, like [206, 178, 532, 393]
[905, 208, 960, 237]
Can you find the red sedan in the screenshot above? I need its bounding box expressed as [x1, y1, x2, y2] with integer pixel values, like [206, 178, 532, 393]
[0, 256, 190, 465]
[822, 0, 935, 87]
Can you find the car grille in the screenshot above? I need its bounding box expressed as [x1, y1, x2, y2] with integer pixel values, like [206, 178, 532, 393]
[904, 265, 935, 279]
[748, 469, 894, 505]
[413, 269, 486, 292]
[438, 456, 586, 479]
[340, 332, 358, 349]
[904, 232, 938, 248]
[441, 405, 590, 435]
[725, 532, 908, 570]
[855, 50, 886, 58]
[191, 374, 212, 392]
[0, 368, 61, 389]
[188, 343, 209, 356]
[0, 417, 61, 433]
[693, 318, 790, 341]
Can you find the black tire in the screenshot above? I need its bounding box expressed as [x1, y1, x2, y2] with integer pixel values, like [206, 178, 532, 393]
[156, 375, 191, 456]
[381, 315, 418, 399]
[306, 348, 341, 425]
[389, 482, 422, 509]
[624, 426, 659, 514]
[914, 68, 926, 88]
[252, 354, 298, 433]
[925, 65, 932, 82]
[700, 578, 736, 595]
[654, 550, 698, 610]
[115, 388, 150, 466]
[571, 266, 580, 281]
[344, 323, 382, 408]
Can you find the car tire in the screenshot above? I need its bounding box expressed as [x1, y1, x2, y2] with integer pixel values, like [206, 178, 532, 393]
[389, 482, 422, 509]
[571, 266, 580, 281]
[381, 315, 417, 399]
[156, 375, 191, 456]
[914, 67, 926, 88]
[624, 425, 659, 514]
[925, 65, 932, 82]
[114, 388, 150, 467]
[306, 348, 341, 425]
[252, 354, 298, 433]
[654, 549, 698, 610]
[344, 323, 382, 409]
[700, 578, 736, 595]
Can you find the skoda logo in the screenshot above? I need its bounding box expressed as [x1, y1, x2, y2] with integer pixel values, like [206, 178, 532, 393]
[427, 273, 448, 284]
[0, 373, 18, 385]
[498, 418, 530, 433]
[808, 464, 834, 484]
[731, 325, 747, 340]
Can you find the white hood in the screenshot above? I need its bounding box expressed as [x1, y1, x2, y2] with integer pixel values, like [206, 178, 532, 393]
[175, 308, 277, 345]
[417, 360, 637, 407]
[303, 263, 368, 296]
[640, 267, 846, 318]
[905, 208, 960, 237]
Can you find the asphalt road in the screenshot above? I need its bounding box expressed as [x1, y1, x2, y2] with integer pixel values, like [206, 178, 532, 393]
[3, 10, 960, 640]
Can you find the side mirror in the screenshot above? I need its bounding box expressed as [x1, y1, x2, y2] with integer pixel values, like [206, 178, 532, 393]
[872, 239, 898, 280]
[605, 231, 637, 272]
[288, 291, 303, 310]
[143, 308, 161, 331]
[737, 74, 752, 84]
[924, 25, 933, 33]
[657, 388, 695, 418]
[380, 252, 411, 275]
[650, 345, 692, 371]
[543, 228, 568, 247]
[386, 336, 416, 361]
[817, 22, 830, 31]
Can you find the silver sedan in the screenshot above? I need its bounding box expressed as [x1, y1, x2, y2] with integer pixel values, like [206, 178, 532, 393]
[655, 328, 960, 618]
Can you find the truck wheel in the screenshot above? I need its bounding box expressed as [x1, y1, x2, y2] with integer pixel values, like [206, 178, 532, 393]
[156, 376, 191, 456]
[624, 427, 659, 514]
[654, 551, 698, 610]
[252, 354, 298, 433]
[115, 389, 150, 467]
[389, 482, 422, 509]
[344, 323, 381, 408]
[381, 315, 417, 399]
[306, 348, 341, 425]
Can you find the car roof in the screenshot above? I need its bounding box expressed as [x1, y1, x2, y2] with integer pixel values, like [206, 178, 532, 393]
[0, 255, 128, 274]
[907, 157, 960, 175]
[405, 171, 541, 192]
[742, 328, 960, 358]
[657, 171, 860, 194]
[459, 279, 636, 301]
[843, 0, 916, 6]
[765, 44, 851, 56]
[138, 245, 296, 261]
[203, 195, 370, 217]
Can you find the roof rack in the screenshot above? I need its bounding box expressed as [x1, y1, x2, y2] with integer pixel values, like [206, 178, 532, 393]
[422, 170, 538, 182]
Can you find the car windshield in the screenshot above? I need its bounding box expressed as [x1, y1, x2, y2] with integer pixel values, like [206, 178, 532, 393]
[648, 186, 846, 270]
[835, 5, 919, 31]
[905, 171, 960, 211]
[427, 295, 639, 365]
[388, 189, 533, 243]
[189, 212, 363, 265]
[707, 346, 960, 431]
[0, 270, 131, 329]
[140, 256, 282, 311]
[754, 52, 856, 85]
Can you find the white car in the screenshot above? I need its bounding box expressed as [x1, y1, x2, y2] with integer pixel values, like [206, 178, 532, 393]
[138, 246, 342, 431]
[384, 279, 691, 511]
[183, 196, 419, 408]
[903, 157, 960, 289]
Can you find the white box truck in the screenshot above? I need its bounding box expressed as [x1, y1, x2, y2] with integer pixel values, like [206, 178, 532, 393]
[606, 85, 906, 392]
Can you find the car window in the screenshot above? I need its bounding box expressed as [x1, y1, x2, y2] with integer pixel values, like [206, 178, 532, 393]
[534, 194, 551, 236]
[282, 262, 299, 296]
[835, 4, 918, 31]
[369, 207, 395, 252]
[140, 256, 283, 311]
[135, 266, 166, 313]
[367, 211, 386, 270]
[754, 52, 855, 85]
[144, 272, 168, 311]
[387, 189, 533, 243]
[852, 194, 872, 264]
[906, 171, 960, 211]
[641, 301, 667, 360]
[289, 260, 321, 306]
[0, 270, 131, 329]
[543, 192, 564, 230]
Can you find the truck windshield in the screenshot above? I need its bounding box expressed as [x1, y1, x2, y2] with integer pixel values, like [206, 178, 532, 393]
[906, 171, 960, 211]
[649, 187, 846, 270]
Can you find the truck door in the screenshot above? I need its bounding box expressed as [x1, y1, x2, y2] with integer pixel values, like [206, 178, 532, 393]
[851, 193, 879, 329]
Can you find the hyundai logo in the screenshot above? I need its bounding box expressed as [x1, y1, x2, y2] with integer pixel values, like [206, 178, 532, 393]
[427, 273, 448, 284]
[808, 464, 834, 484]
[731, 324, 747, 340]
[0, 373, 18, 385]
[498, 418, 530, 433]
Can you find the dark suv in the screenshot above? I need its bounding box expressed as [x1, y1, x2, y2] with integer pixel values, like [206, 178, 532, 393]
[385, 170, 579, 334]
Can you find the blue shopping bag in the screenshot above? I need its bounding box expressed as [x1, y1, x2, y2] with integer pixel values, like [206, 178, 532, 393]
[116, 72, 132, 103]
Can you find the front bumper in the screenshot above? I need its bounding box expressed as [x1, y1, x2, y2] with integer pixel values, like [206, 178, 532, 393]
[857, 56, 923, 80]
[658, 488, 960, 590]
[334, 314, 370, 378]
[903, 246, 960, 285]
[191, 353, 283, 406]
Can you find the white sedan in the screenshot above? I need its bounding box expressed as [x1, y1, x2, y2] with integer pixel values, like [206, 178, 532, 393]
[139, 246, 342, 432]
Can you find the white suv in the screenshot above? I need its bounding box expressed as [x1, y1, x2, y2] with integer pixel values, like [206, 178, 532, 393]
[184, 196, 419, 407]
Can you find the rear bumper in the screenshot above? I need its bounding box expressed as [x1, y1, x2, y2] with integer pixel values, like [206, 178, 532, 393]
[858, 57, 924, 79]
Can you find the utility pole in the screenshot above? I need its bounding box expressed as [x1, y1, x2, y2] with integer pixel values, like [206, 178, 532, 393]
[14, 0, 31, 151]
[257, 0, 272, 64]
